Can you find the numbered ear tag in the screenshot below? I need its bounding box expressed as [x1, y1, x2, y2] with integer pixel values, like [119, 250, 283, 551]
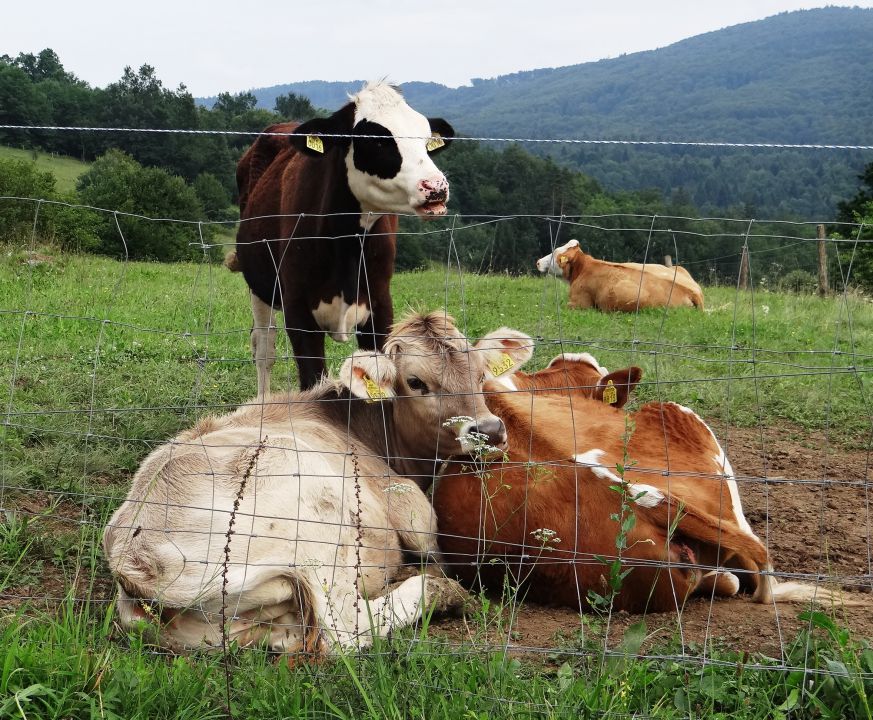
[306, 135, 324, 153]
[364, 376, 388, 402]
[602, 379, 618, 405]
[488, 352, 515, 377]
[426, 133, 445, 152]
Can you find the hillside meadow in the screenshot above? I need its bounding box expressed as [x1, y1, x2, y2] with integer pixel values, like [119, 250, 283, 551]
[0, 145, 89, 195]
[1, 247, 872, 718]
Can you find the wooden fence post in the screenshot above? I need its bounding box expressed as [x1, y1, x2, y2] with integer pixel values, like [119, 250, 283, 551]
[817, 224, 829, 297]
[738, 245, 750, 290]
[663, 255, 673, 268]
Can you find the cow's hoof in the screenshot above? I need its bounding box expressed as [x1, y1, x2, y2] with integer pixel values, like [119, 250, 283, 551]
[423, 576, 469, 616]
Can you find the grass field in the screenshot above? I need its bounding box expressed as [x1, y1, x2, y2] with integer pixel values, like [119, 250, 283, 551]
[2, 246, 872, 718]
[0, 145, 90, 195]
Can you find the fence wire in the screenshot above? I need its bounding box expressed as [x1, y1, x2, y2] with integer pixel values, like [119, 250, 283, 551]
[1, 192, 872, 715]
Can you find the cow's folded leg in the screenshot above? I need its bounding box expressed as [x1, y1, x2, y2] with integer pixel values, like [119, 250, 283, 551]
[311, 575, 467, 650]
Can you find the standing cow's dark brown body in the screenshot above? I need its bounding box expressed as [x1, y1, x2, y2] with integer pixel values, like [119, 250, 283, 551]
[236, 121, 397, 390]
[231, 82, 454, 394]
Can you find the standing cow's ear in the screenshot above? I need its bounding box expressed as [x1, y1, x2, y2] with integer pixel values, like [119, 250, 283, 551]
[290, 104, 355, 157]
[425, 118, 455, 155]
[339, 351, 397, 401]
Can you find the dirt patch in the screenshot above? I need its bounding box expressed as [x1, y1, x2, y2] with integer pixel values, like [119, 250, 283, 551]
[429, 424, 873, 655]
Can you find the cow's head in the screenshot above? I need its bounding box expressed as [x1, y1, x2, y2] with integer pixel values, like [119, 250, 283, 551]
[289, 81, 454, 221]
[340, 312, 508, 457]
[536, 239, 581, 276]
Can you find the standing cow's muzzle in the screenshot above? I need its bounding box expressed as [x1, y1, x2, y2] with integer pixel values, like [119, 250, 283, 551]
[415, 176, 450, 218]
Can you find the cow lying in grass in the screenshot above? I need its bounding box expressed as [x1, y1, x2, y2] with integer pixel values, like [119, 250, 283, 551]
[536, 239, 704, 312]
[103, 312, 508, 656]
[435, 335, 851, 613]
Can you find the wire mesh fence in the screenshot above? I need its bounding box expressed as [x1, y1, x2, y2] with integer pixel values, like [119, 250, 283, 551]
[2, 134, 873, 716]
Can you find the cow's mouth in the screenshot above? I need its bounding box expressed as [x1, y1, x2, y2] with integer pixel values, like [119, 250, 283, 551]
[415, 200, 448, 218]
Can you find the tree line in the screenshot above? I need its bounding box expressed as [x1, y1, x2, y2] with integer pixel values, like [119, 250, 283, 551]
[1, 49, 870, 287]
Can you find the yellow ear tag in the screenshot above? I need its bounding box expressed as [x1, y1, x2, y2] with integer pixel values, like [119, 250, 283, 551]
[558, 254, 569, 267]
[488, 352, 515, 377]
[364, 376, 388, 402]
[602, 379, 618, 405]
[426, 134, 445, 152]
[306, 135, 324, 153]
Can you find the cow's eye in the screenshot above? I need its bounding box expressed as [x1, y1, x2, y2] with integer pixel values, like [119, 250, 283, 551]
[406, 377, 429, 394]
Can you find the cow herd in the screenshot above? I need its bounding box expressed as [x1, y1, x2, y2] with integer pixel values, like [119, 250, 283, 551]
[102, 82, 855, 658]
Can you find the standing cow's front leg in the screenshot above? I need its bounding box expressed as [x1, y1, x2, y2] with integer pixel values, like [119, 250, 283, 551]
[284, 311, 327, 390]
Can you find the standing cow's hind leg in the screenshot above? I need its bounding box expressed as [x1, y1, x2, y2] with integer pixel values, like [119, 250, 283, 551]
[251, 292, 277, 398]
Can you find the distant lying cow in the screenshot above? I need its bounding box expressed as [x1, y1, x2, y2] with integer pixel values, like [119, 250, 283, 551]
[231, 81, 455, 395]
[103, 312, 511, 656]
[434, 348, 848, 613]
[536, 239, 704, 312]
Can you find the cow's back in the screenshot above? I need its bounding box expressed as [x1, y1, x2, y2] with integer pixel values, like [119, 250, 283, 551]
[237, 122, 300, 216]
[580, 261, 702, 311]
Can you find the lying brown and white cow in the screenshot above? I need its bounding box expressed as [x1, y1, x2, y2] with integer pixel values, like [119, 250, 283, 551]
[103, 312, 507, 655]
[536, 239, 704, 312]
[230, 81, 455, 395]
[474, 327, 641, 407]
[434, 352, 846, 613]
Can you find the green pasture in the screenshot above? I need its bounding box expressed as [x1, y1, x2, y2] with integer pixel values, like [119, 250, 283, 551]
[0, 145, 89, 195]
[1, 247, 872, 718]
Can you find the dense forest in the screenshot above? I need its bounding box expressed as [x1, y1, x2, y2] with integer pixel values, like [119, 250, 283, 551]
[223, 7, 873, 219]
[1, 30, 872, 285]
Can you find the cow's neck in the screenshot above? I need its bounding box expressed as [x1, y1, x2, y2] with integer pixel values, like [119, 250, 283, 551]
[343, 401, 447, 489]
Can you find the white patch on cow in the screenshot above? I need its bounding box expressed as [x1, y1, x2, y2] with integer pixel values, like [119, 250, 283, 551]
[489, 375, 518, 391]
[666, 403, 758, 540]
[344, 82, 450, 219]
[573, 449, 620, 482]
[312, 295, 371, 342]
[627, 483, 665, 507]
[536, 239, 580, 274]
[574, 452, 662, 506]
[548, 352, 608, 376]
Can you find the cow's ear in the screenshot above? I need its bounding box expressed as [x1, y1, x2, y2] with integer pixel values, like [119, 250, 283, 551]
[339, 351, 396, 401]
[594, 366, 643, 408]
[475, 328, 534, 379]
[426, 118, 455, 155]
[290, 104, 354, 157]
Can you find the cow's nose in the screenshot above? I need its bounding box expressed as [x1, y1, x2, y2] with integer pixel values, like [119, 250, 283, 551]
[419, 177, 449, 202]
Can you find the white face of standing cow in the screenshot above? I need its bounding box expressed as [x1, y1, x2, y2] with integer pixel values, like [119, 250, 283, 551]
[536, 238, 580, 275]
[290, 82, 454, 222]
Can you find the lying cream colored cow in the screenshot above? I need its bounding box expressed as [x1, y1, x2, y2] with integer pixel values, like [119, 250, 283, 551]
[103, 312, 510, 656]
[536, 240, 704, 312]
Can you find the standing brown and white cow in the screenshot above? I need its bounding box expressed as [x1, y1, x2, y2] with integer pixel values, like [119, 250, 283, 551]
[103, 312, 506, 656]
[536, 239, 704, 312]
[230, 81, 455, 394]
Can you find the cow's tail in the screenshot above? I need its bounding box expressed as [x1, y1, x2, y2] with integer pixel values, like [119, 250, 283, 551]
[754, 573, 866, 606]
[224, 250, 241, 273]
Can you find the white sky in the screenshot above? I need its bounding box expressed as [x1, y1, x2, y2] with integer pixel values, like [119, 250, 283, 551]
[3, 1, 871, 96]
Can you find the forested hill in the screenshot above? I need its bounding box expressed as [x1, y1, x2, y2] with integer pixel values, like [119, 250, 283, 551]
[205, 7, 873, 218]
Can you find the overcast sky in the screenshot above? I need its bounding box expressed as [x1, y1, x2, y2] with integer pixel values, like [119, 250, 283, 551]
[4, 1, 871, 96]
